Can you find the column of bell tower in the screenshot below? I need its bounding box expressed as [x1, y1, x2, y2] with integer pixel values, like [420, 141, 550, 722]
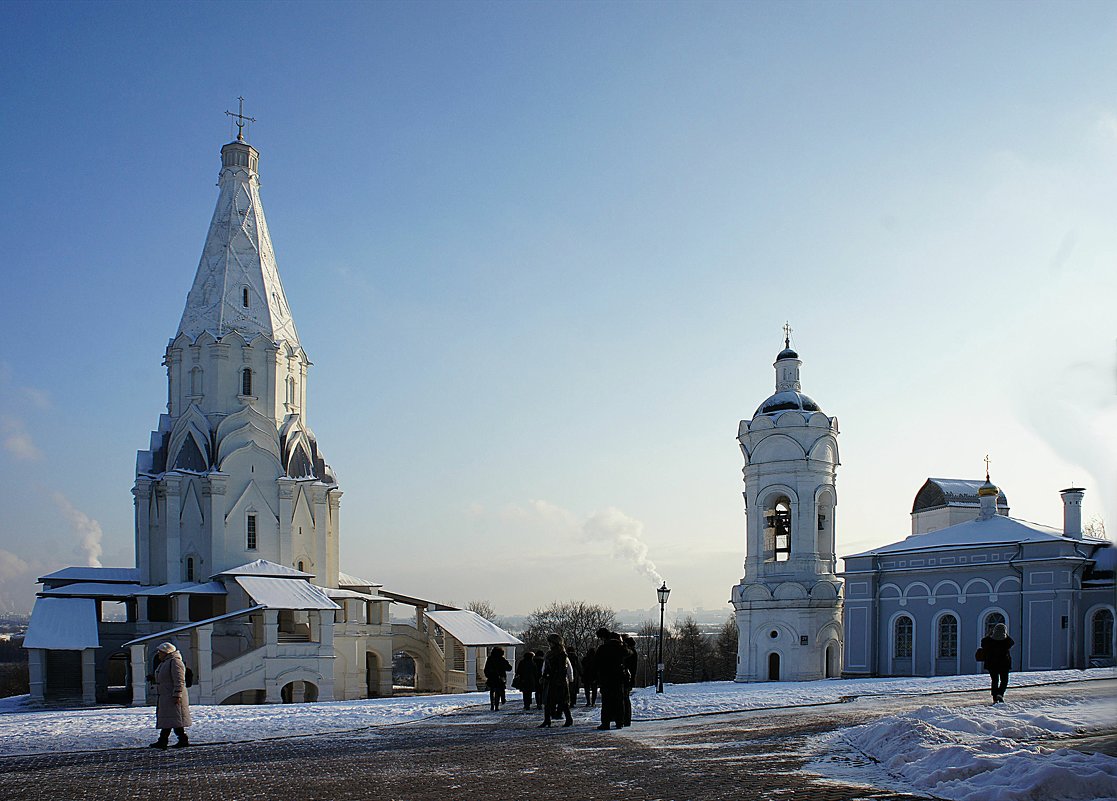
[731, 334, 844, 682]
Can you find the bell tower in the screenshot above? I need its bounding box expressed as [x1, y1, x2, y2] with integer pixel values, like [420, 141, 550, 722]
[730, 328, 843, 681]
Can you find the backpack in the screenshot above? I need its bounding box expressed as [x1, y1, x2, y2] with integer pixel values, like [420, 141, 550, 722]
[185, 666, 195, 687]
[974, 647, 984, 662]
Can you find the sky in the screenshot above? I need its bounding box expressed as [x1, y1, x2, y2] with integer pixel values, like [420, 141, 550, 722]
[1, 669, 1115, 801]
[0, 1, 1114, 617]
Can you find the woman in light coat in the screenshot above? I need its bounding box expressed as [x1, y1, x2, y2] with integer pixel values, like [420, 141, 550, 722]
[150, 641, 191, 749]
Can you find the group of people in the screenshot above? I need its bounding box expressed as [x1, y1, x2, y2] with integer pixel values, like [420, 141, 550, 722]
[483, 627, 639, 730]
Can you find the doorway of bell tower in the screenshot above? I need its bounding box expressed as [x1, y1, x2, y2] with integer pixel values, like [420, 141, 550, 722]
[767, 652, 780, 681]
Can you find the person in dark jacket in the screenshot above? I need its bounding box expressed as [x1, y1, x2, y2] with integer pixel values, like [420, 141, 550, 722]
[513, 651, 538, 710]
[621, 634, 638, 726]
[565, 645, 582, 709]
[149, 641, 191, 749]
[980, 622, 1015, 703]
[581, 646, 598, 707]
[532, 650, 546, 709]
[483, 646, 514, 711]
[539, 634, 574, 727]
[594, 628, 628, 730]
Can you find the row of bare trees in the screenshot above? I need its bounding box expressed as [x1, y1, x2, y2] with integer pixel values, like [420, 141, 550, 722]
[470, 599, 739, 685]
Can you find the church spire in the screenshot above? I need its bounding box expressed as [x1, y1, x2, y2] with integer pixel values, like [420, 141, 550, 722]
[176, 108, 299, 346]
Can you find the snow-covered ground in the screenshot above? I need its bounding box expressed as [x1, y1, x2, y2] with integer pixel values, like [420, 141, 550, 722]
[1, 668, 1114, 800]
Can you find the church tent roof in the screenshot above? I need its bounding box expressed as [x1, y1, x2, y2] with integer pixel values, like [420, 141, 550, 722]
[234, 576, 339, 610]
[133, 581, 227, 596]
[23, 598, 100, 650]
[37, 567, 141, 585]
[216, 559, 314, 579]
[40, 583, 144, 598]
[845, 514, 1065, 558]
[425, 610, 523, 647]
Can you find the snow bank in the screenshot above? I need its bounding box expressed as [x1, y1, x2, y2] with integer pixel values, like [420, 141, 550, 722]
[812, 696, 1117, 801]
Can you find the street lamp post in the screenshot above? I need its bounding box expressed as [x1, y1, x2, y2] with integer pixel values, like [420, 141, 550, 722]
[656, 581, 670, 693]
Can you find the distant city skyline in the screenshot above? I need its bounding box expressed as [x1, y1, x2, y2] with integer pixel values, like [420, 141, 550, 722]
[1, 2, 1113, 616]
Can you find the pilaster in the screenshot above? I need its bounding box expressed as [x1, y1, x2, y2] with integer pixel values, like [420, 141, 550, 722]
[163, 474, 183, 584]
[129, 644, 147, 705]
[133, 479, 153, 585]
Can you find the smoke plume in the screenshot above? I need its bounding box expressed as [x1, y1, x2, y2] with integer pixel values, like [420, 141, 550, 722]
[582, 507, 664, 585]
[52, 492, 103, 567]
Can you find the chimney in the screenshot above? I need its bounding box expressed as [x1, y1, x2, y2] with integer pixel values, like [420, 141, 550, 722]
[1060, 487, 1085, 538]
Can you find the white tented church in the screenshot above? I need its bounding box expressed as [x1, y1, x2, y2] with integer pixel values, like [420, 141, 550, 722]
[23, 124, 520, 706]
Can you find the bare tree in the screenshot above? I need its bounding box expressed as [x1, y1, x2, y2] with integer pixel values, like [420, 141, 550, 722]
[713, 614, 739, 680]
[466, 600, 497, 621]
[1084, 515, 1107, 540]
[669, 615, 712, 683]
[519, 601, 618, 656]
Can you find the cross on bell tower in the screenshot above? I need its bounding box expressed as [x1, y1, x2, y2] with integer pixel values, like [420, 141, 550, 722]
[225, 97, 256, 142]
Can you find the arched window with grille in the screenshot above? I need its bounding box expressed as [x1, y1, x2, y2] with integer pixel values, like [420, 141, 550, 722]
[185, 557, 195, 583]
[894, 616, 913, 659]
[241, 368, 252, 396]
[937, 614, 958, 658]
[1092, 609, 1114, 658]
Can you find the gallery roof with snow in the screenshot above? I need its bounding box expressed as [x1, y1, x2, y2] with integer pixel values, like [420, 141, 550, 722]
[23, 117, 519, 706]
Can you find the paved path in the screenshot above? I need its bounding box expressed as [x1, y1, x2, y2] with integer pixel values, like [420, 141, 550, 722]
[2, 680, 1113, 801]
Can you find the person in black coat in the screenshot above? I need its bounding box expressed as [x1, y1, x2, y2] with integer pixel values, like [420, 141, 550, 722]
[565, 645, 582, 709]
[582, 646, 598, 707]
[980, 622, 1015, 703]
[532, 650, 546, 710]
[594, 628, 628, 730]
[513, 651, 538, 710]
[483, 646, 514, 711]
[621, 634, 638, 726]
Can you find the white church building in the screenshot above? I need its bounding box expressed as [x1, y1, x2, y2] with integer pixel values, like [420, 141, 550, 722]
[730, 337, 844, 681]
[23, 121, 519, 706]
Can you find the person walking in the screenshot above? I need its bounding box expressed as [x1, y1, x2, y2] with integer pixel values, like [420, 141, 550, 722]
[532, 650, 546, 710]
[565, 645, 582, 710]
[980, 622, 1015, 703]
[539, 634, 574, 728]
[483, 646, 513, 711]
[149, 641, 191, 749]
[513, 651, 537, 711]
[582, 645, 598, 707]
[621, 634, 638, 727]
[594, 628, 628, 730]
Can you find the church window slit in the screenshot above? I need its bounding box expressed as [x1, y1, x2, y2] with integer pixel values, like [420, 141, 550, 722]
[243, 287, 250, 307]
[242, 368, 252, 396]
[247, 514, 257, 550]
[186, 557, 195, 583]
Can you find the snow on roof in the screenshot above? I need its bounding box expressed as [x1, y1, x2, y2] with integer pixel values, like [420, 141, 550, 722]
[912, 478, 1009, 513]
[37, 566, 141, 584]
[23, 598, 100, 650]
[425, 610, 523, 647]
[234, 576, 339, 610]
[217, 559, 313, 579]
[323, 587, 392, 601]
[40, 583, 144, 598]
[845, 514, 1065, 558]
[337, 571, 381, 589]
[133, 581, 227, 597]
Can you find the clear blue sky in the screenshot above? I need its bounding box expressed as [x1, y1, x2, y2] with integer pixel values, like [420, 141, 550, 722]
[1, 1, 1113, 617]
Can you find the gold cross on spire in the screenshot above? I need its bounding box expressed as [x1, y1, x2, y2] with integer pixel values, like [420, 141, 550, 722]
[783, 321, 793, 349]
[225, 97, 256, 142]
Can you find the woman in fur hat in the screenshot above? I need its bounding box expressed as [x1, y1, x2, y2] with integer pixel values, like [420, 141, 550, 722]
[979, 622, 1015, 703]
[149, 642, 192, 749]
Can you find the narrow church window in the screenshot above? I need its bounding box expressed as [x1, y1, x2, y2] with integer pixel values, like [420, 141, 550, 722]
[242, 368, 252, 396]
[983, 612, 1005, 637]
[247, 514, 257, 550]
[186, 557, 195, 583]
[1092, 609, 1114, 657]
[894, 616, 913, 658]
[243, 287, 250, 308]
[937, 614, 957, 658]
[297, 561, 305, 572]
[190, 367, 203, 397]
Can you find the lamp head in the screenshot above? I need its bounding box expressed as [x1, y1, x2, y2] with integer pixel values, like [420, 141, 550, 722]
[657, 581, 671, 605]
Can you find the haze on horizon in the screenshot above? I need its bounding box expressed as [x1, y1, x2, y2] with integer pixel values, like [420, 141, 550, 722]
[0, 1, 1113, 618]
